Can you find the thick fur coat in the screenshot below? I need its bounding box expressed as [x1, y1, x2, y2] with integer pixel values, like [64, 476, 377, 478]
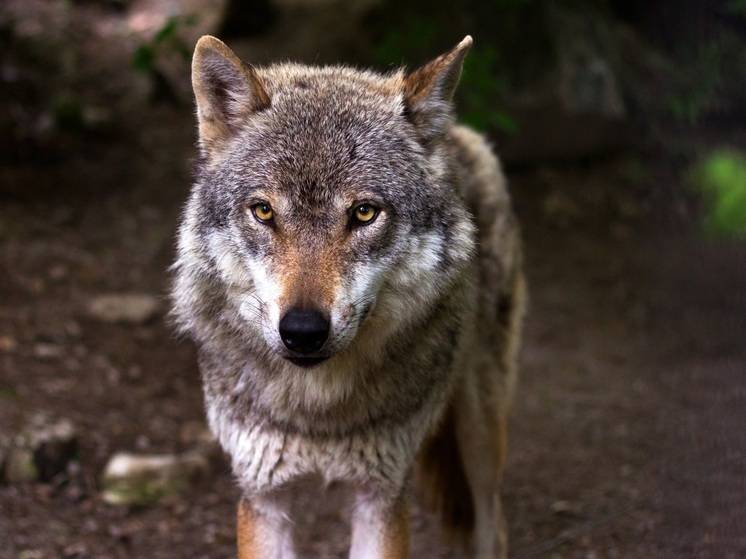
[171, 35, 525, 559]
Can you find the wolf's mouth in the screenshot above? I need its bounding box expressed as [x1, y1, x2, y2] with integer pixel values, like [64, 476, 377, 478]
[284, 356, 329, 368]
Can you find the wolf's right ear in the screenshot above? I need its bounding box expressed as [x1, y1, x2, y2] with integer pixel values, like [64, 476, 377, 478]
[192, 36, 270, 155]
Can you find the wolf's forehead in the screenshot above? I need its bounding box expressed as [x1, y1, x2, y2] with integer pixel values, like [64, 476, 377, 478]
[221, 68, 422, 203]
[261, 64, 403, 105]
[242, 100, 413, 196]
[270, 90, 400, 143]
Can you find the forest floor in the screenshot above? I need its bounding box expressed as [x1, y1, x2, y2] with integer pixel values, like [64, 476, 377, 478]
[2, 104, 744, 558]
[1, 2, 746, 558]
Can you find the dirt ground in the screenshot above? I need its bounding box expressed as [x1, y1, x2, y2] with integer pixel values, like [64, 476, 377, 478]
[1, 2, 746, 558]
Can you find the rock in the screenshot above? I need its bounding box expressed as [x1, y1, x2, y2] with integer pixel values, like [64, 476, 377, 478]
[27, 416, 77, 482]
[497, 6, 641, 164]
[550, 499, 581, 516]
[101, 451, 210, 506]
[33, 342, 63, 360]
[2, 415, 78, 483]
[5, 448, 37, 482]
[87, 293, 160, 324]
[550, 7, 626, 120]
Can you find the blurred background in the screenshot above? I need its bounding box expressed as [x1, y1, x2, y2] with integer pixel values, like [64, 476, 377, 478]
[1, 0, 745, 557]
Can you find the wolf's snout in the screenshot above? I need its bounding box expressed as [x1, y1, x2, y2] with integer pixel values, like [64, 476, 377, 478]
[279, 308, 330, 354]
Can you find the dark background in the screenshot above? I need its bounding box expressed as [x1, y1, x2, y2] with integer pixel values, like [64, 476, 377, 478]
[1, 0, 745, 557]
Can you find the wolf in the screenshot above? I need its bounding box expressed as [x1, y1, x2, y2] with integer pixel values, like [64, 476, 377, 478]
[171, 33, 526, 559]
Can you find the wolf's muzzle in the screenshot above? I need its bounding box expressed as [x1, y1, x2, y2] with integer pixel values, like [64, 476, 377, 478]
[279, 308, 330, 355]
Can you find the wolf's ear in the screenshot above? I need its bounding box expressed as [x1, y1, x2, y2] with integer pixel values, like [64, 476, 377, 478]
[402, 35, 472, 141]
[192, 35, 270, 155]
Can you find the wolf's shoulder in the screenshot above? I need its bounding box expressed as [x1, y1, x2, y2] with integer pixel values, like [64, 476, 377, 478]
[448, 125, 512, 223]
[448, 124, 522, 308]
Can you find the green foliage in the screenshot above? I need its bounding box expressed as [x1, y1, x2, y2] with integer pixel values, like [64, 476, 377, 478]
[726, 0, 746, 16]
[132, 14, 197, 75]
[621, 157, 650, 185]
[460, 46, 517, 134]
[372, 19, 439, 66]
[53, 93, 85, 132]
[666, 43, 723, 126]
[372, 16, 516, 134]
[690, 149, 746, 239]
[0, 386, 19, 399]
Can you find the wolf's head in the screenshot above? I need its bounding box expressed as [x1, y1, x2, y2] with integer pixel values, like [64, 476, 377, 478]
[175, 36, 476, 371]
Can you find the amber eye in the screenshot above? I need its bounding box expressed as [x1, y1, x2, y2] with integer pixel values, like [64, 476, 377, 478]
[251, 202, 274, 223]
[353, 204, 378, 225]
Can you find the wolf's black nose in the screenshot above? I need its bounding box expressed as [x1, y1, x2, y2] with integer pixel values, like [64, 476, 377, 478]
[279, 308, 330, 354]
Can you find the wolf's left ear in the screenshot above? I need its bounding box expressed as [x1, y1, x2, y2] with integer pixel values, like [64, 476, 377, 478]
[402, 35, 472, 141]
[192, 35, 271, 155]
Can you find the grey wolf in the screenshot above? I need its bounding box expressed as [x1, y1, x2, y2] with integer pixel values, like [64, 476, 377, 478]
[171, 33, 526, 559]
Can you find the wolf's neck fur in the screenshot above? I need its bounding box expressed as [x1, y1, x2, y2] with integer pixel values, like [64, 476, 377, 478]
[197, 257, 476, 439]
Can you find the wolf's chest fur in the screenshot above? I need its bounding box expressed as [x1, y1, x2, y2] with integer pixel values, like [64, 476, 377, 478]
[206, 390, 444, 494]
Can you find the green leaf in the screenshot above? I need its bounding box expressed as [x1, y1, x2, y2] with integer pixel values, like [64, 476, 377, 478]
[154, 17, 180, 44]
[690, 149, 746, 238]
[726, 0, 746, 16]
[132, 44, 154, 73]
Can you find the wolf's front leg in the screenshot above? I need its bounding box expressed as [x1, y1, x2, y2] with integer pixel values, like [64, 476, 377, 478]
[237, 497, 296, 559]
[349, 492, 409, 559]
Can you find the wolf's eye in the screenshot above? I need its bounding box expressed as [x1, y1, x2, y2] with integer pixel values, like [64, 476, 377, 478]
[353, 204, 378, 225]
[251, 202, 274, 223]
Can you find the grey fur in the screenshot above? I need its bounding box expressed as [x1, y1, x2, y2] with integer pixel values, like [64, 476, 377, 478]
[171, 35, 525, 558]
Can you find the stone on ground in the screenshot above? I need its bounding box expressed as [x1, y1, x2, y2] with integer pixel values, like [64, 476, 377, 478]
[1, 415, 78, 483]
[87, 293, 160, 324]
[101, 450, 210, 506]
